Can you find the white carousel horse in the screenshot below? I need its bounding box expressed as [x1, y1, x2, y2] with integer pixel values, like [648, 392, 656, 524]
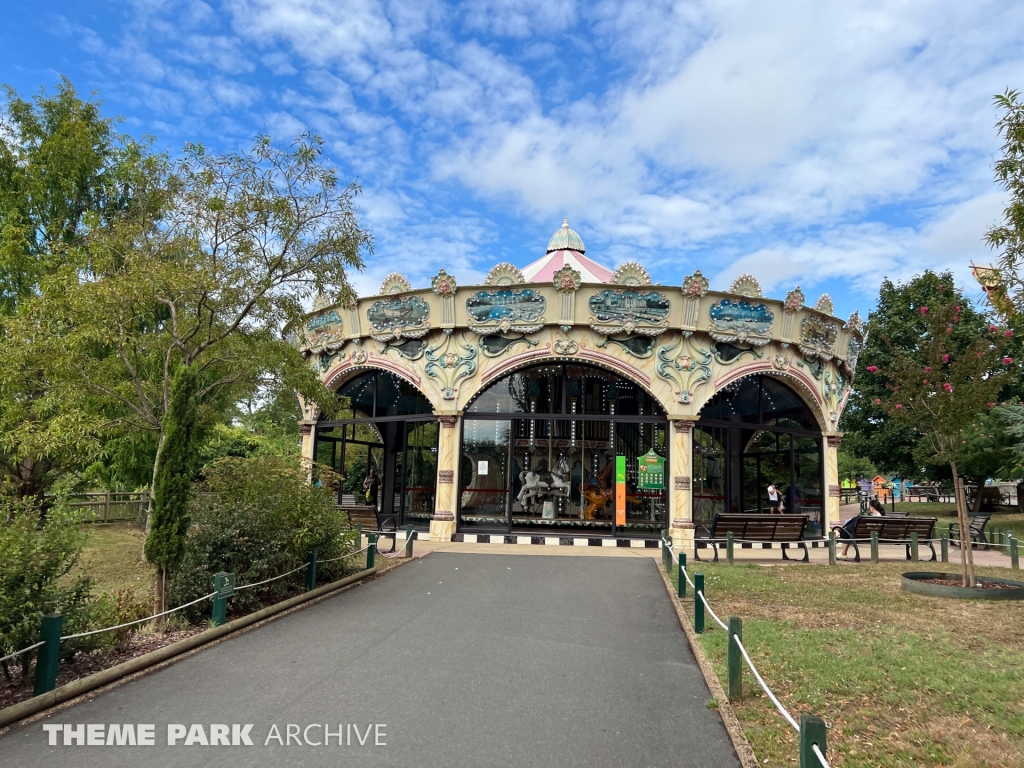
[516, 456, 572, 512]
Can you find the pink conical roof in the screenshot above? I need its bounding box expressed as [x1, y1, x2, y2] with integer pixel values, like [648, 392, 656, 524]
[521, 218, 614, 283]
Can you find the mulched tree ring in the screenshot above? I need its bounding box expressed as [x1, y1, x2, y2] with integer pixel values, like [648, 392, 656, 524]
[902, 571, 1024, 600]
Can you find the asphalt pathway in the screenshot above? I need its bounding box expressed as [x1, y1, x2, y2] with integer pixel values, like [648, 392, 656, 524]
[1, 553, 740, 768]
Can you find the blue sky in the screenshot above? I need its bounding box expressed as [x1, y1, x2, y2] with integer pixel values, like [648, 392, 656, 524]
[3, 0, 1022, 320]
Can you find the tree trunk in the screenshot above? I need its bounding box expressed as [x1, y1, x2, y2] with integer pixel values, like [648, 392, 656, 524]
[145, 430, 166, 536]
[970, 482, 985, 514]
[950, 461, 976, 588]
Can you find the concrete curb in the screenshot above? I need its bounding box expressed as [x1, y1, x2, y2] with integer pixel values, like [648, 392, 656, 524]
[655, 562, 761, 768]
[0, 562, 396, 730]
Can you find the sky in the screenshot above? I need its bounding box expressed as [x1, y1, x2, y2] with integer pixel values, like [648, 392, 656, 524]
[2, 0, 1022, 320]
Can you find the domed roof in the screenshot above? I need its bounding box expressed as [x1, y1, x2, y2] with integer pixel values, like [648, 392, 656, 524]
[546, 218, 585, 254]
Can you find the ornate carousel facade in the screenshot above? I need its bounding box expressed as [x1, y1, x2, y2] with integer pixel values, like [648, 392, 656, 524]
[295, 220, 862, 554]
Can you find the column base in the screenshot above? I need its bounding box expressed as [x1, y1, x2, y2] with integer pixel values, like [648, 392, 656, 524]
[429, 516, 455, 542]
[670, 522, 696, 559]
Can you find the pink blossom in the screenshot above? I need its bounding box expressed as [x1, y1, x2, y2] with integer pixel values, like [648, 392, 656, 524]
[923, 379, 929, 385]
[925, 366, 932, 372]
[943, 383, 953, 392]
[874, 398, 881, 405]
[1005, 357, 1014, 365]
[991, 325, 999, 332]
[866, 365, 878, 373]
[954, 306, 961, 313]
[1006, 330, 1014, 338]
[989, 402, 996, 408]
[895, 403, 903, 410]
[920, 306, 929, 314]
[946, 326, 953, 333]
[942, 354, 949, 363]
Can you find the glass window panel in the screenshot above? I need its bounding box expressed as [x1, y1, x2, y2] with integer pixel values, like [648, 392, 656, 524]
[761, 377, 817, 430]
[693, 426, 727, 528]
[460, 419, 512, 529]
[402, 421, 438, 527]
[794, 440, 823, 531]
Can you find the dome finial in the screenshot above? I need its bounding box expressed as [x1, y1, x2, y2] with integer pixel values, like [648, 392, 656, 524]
[547, 218, 585, 253]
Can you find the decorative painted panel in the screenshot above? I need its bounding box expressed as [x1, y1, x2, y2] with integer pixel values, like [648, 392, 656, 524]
[799, 314, 838, 359]
[588, 289, 671, 335]
[367, 296, 431, 340]
[708, 299, 774, 345]
[302, 309, 344, 352]
[479, 333, 538, 357]
[466, 288, 546, 328]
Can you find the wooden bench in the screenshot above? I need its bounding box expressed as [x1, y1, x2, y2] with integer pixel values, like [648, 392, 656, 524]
[696, 514, 811, 562]
[904, 485, 939, 502]
[337, 503, 400, 553]
[949, 514, 992, 550]
[836, 516, 937, 562]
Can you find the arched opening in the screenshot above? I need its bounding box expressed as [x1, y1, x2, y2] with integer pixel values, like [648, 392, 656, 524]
[314, 370, 438, 529]
[693, 375, 823, 533]
[462, 362, 668, 536]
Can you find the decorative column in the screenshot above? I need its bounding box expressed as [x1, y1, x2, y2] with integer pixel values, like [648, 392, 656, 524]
[824, 434, 842, 532]
[299, 420, 316, 481]
[670, 419, 696, 556]
[430, 414, 461, 542]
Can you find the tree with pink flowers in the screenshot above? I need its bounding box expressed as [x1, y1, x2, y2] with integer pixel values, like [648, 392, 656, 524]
[868, 301, 1013, 586]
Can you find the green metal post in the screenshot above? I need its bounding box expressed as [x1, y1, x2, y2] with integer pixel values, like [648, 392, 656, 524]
[662, 538, 669, 572]
[726, 531, 734, 565]
[871, 531, 879, 563]
[33, 613, 63, 696]
[212, 572, 232, 626]
[799, 715, 828, 768]
[405, 525, 415, 558]
[828, 529, 837, 566]
[677, 553, 687, 599]
[694, 574, 705, 634]
[941, 533, 949, 563]
[727, 616, 742, 701]
[1011, 535, 1020, 570]
[910, 532, 919, 562]
[305, 551, 317, 591]
[367, 534, 376, 569]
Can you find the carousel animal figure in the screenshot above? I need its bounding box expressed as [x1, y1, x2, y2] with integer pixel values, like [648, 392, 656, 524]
[517, 455, 572, 513]
[582, 457, 641, 520]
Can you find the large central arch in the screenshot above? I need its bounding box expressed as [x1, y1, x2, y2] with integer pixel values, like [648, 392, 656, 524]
[459, 362, 669, 536]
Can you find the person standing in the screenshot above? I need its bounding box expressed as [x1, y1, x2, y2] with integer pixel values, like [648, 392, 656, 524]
[767, 482, 780, 513]
[363, 466, 381, 510]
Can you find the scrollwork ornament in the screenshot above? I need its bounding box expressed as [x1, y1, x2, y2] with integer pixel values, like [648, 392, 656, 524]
[683, 270, 710, 298]
[425, 332, 478, 401]
[656, 336, 713, 404]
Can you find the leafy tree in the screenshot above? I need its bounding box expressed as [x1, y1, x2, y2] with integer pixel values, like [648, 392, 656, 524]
[986, 89, 1024, 313]
[144, 366, 200, 612]
[0, 79, 156, 501]
[837, 451, 876, 483]
[841, 270, 1021, 480]
[868, 299, 1013, 586]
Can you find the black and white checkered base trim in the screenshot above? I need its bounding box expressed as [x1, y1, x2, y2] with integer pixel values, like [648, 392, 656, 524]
[451, 533, 661, 548]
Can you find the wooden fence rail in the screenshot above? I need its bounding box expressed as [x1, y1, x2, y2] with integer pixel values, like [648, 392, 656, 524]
[53, 491, 149, 523]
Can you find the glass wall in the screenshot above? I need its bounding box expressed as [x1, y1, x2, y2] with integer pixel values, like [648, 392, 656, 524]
[694, 375, 823, 532]
[315, 371, 438, 529]
[462, 363, 668, 536]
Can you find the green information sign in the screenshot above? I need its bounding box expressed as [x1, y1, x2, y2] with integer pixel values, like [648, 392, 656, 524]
[637, 450, 665, 490]
[615, 455, 626, 484]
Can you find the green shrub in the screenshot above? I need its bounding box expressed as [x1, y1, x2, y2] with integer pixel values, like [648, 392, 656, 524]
[0, 500, 91, 677]
[168, 456, 354, 621]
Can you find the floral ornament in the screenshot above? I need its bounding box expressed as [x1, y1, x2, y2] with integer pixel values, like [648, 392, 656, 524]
[424, 332, 478, 400]
[784, 286, 806, 312]
[552, 264, 582, 292]
[683, 270, 710, 297]
[656, 336, 713, 404]
[430, 269, 457, 297]
[843, 309, 862, 333]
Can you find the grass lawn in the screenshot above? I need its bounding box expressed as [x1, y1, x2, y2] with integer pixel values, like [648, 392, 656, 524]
[72, 523, 155, 599]
[894, 501, 1024, 553]
[671, 561, 1024, 767]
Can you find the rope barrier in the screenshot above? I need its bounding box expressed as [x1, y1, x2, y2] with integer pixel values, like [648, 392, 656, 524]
[316, 543, 374, 565]
[233, 562, 310, 593]
[698, 590, 728, 631]
[733, 633, 800, 732]
[812, 742, 832, 768]
[60, 592, 218, 640]
[0, 641, 45, 664]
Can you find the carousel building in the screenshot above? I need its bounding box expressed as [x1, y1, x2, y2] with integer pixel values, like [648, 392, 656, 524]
[295, 220, 862, 555]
